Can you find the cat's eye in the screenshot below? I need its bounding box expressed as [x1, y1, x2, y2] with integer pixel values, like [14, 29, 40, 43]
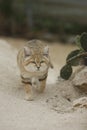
[31, 61, 36, 64]
[40, 61, 44, 64]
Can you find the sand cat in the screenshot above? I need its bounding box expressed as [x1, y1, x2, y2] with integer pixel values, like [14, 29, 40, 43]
[17, 40, 53, 100]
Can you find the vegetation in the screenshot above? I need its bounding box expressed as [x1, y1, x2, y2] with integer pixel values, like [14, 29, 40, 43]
[60, 32, 87, 80]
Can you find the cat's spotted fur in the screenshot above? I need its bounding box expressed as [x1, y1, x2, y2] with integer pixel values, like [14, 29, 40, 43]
[17, 40, 53, 100]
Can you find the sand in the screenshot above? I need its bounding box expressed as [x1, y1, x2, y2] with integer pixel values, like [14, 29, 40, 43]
[0, 39, 87, 130]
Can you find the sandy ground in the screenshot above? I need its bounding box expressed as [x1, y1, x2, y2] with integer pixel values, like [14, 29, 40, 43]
[0, 38, 87, 130]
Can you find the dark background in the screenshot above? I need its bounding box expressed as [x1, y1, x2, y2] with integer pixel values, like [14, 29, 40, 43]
[0, 0, 87, 42]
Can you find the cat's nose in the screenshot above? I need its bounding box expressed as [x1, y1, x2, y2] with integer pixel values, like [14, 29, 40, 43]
[37, 66, 40, 70]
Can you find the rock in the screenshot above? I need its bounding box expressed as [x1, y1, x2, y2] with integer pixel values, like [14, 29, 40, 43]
[72, 67, 87, 93]
[73, 97, 87, 109]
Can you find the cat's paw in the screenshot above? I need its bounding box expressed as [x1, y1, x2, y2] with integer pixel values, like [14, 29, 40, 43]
[24, 94, 34, 101]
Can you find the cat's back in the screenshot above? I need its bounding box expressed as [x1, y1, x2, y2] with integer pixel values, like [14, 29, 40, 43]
[26, 40, 46, 50]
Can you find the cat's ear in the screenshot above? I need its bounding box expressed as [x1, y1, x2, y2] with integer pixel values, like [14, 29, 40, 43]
[43, 46, 49, 56]
[24, 46, 31, 57]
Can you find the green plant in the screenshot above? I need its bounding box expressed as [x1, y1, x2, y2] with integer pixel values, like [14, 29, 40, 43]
[60, 32, 87, 80]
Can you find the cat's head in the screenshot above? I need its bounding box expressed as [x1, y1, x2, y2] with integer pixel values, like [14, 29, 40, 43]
[23, 45, 50, 72]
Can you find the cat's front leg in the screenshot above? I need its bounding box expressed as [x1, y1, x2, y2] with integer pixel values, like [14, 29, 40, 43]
[24, 84, 34, 101]
[32, 77, 40, 91]
[39, 78, 47, 93]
